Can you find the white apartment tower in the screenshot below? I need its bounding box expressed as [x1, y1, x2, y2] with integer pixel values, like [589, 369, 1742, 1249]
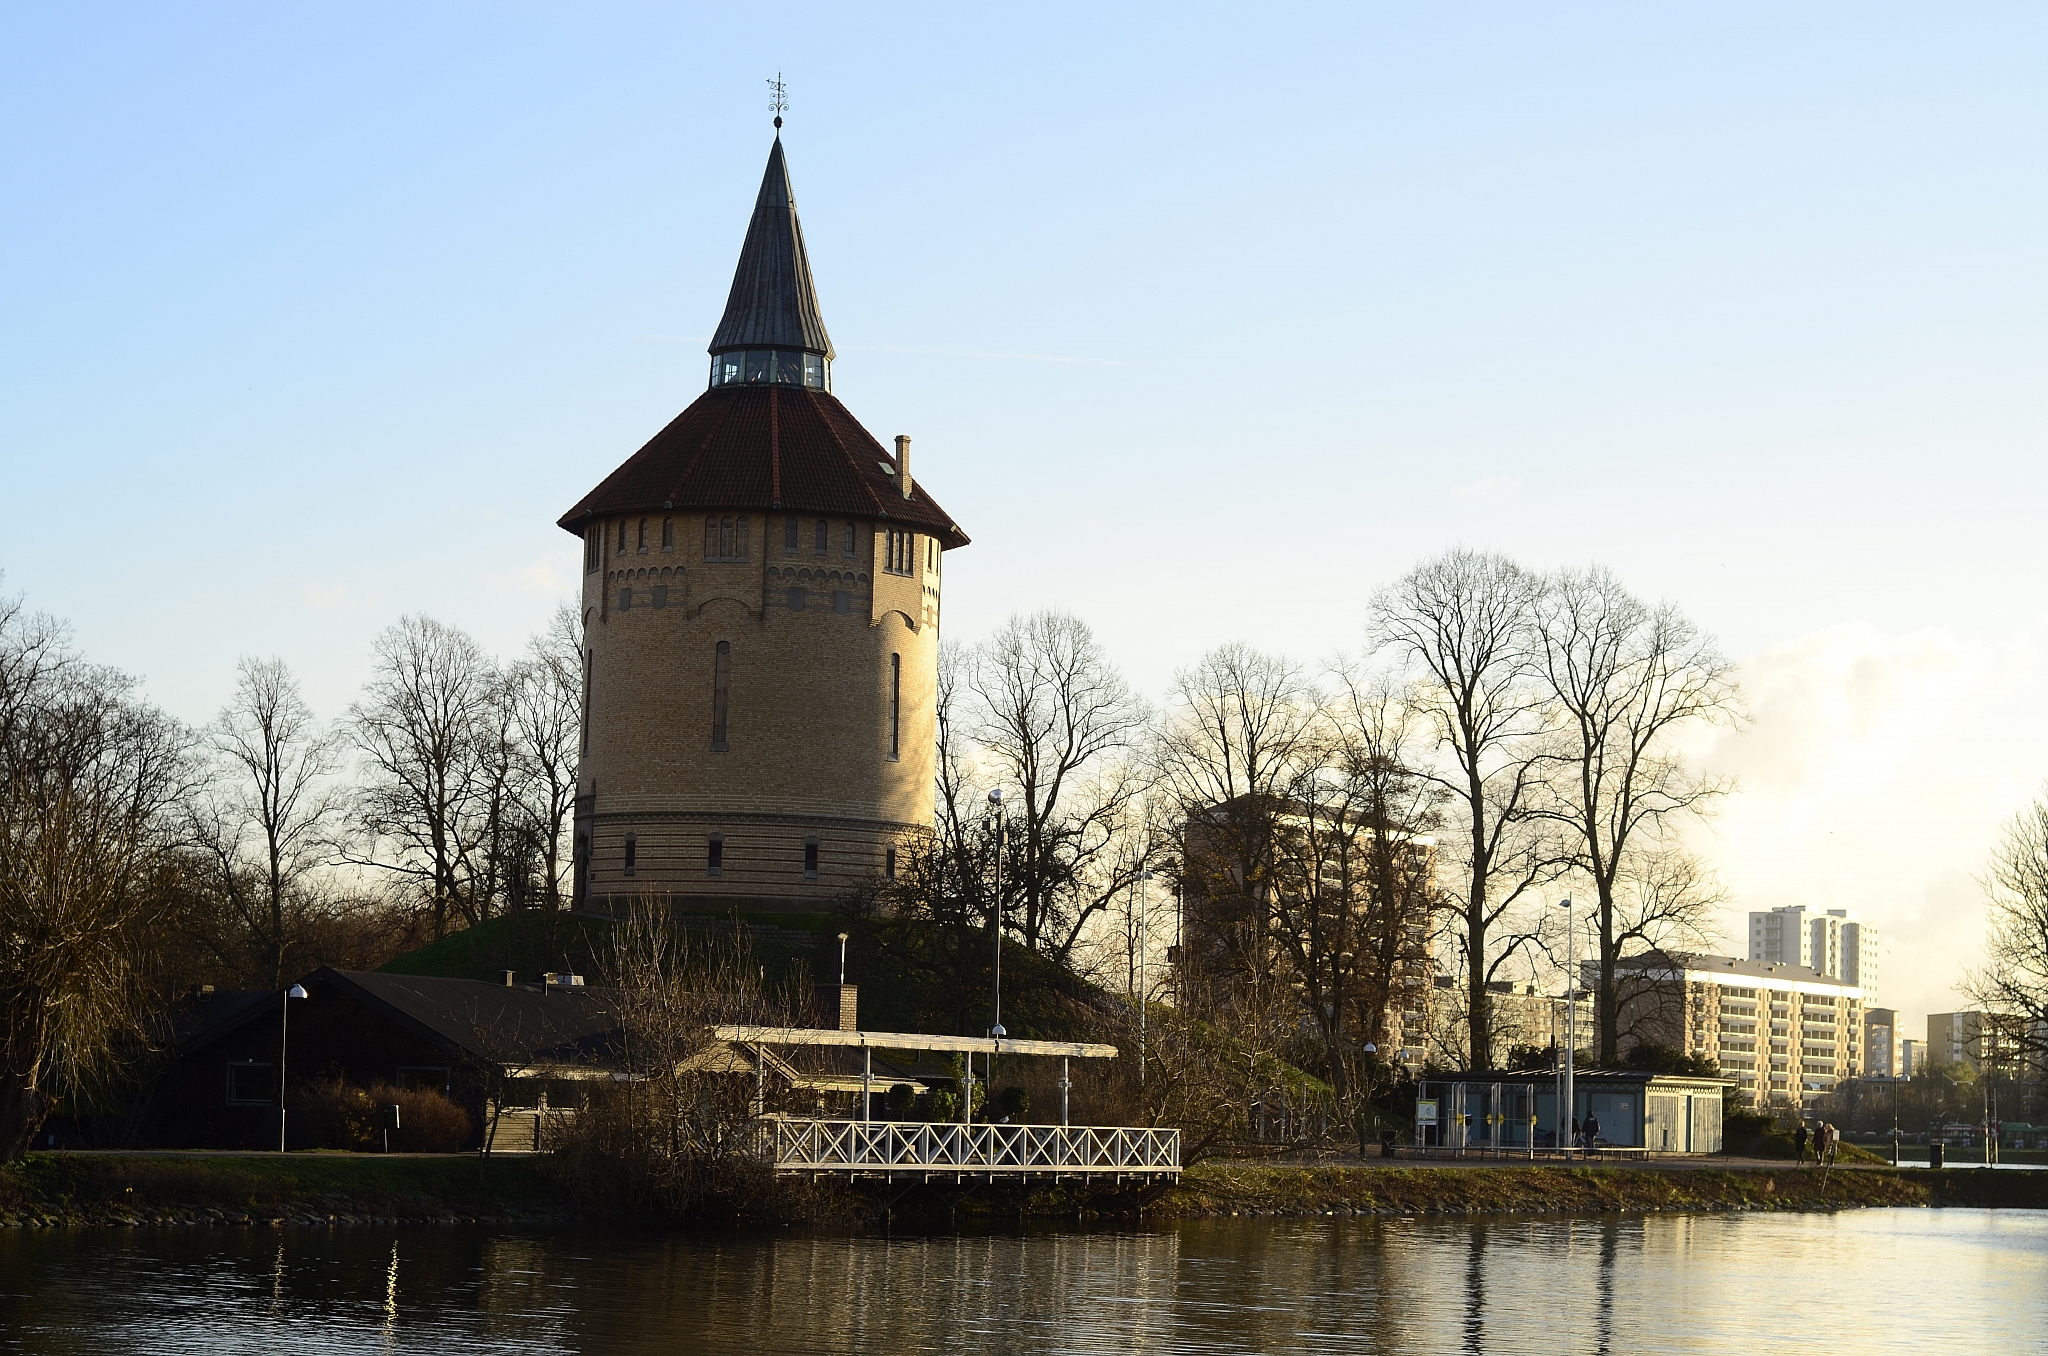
[1749, 905, 1877, 999]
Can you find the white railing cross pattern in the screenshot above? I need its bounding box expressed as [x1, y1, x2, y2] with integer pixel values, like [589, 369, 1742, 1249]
[762, 1119, 1179, 1178]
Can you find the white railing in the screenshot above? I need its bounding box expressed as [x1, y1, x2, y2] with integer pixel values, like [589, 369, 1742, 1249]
[762, 1119, 1180, 1178]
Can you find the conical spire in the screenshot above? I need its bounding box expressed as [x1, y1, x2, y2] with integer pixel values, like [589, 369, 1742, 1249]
[708, 137, 834, 358]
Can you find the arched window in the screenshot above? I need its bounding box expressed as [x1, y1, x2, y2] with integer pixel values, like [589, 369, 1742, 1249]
[735, 516, 750, 560]
[711, 640, 731, 751]
[814, 520, 828, 553]
[637, 519, 648, 553]
[703, 516, 717, 559]
[889, 653, 901, 759]
[617, 521, 627, 554]
[584, 527, 600, 574]
[784, 518, 798, 552]
[661, 518, 674, 552]
[718, 517, 734, 560]
[843, 522, 855, 556]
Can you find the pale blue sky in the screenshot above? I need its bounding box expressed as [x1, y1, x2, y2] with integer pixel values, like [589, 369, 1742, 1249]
[4, 4, 2045, 1027]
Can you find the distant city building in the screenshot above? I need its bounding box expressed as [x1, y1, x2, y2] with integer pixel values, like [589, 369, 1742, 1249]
[1748, 905, 1877, 999]
[1599, 953, 1864, 1109]
[1927, 1010, 2035, 1075]
[1899, 1038, 1924, 1078]
[1864, 1006, 1898, 1079]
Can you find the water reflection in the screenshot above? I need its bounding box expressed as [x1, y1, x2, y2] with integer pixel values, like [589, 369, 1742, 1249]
[0, 1210, 2040, 1353]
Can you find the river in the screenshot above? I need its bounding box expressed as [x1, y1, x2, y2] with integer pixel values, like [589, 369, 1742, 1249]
[1, 1210, 2041, 1353]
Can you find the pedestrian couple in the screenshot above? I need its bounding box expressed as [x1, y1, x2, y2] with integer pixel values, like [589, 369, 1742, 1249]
[1571, 1113, 1602, 1149]
[1795, 1120, 1838, 1165]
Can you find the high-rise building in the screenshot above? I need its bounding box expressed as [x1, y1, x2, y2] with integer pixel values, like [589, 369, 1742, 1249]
[559, 127, 968, 910]
[1899, 1038, 1924, 1077]
[1864, 1006, 1898, 1078]
[1748, 905, 1878, 999]
[1603, 953, 1863, 1108]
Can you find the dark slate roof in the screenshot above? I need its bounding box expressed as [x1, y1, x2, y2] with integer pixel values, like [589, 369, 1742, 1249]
[556, 385, 969, 547]
[708, 137, 833, 357]
[170, 969, 625, 1072]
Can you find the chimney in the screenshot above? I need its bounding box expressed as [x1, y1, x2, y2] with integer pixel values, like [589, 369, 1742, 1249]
[894, 435, 912, 500]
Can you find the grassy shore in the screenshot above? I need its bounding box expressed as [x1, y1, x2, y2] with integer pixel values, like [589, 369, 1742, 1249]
[4, 1153, 2043, 1228]
[0, 1153, 581, 1227]
[1160, 1161, 2048, 1217]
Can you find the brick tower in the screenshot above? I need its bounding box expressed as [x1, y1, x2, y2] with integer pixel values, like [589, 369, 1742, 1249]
[559, 128, 968, 911]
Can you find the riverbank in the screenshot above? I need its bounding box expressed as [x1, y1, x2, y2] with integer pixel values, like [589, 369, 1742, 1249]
[1159, 1161, 2048, 1217]
[5, 1153, 2044, 1228]
[0, 1153, 581, 1227]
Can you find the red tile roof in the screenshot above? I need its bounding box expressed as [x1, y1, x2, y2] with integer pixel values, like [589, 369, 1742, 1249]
[557, 385, 968, 548]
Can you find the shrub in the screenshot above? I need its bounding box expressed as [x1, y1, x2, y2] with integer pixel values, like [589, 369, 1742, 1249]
[997, 1085, 1030, 1119]
[884, 1083, 916, 1118]
[286, 1079, 472, 1152]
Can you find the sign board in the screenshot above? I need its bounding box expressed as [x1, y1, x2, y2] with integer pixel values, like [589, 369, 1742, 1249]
[1415, 1100, 1438, 1125]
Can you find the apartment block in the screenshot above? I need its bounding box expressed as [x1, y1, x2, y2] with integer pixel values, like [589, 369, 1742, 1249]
[1864, 1007, 1898, 1079]
[1604, 953, 1863, 1109]
[1748, 906, 1878, 1000]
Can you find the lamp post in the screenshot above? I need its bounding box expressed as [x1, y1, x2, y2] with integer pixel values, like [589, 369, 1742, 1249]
[1138, 867, 1154, 1092]
[277, 982, 308, 1152]
[1557, 897, 1575, 1158]
[980, 787, 1006, 1126]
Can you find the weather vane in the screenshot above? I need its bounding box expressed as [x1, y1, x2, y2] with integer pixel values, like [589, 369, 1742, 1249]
[768, 73, 787, 130]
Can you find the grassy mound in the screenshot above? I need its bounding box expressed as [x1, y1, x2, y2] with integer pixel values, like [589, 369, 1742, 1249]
[378, 911, 614, 983]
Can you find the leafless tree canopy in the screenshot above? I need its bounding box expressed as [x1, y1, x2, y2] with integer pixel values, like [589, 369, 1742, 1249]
[191, 657, 346, 988]
[1968, 793, 2048, 1071]
[0, 590, 196, 1159]
[1370, 549, 1559, 1071]
[1532, 565, 1738, 1061]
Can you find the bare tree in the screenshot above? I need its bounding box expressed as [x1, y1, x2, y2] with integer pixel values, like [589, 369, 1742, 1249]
[503, 604, 583, 910]
[193, 657, 345, 987]
[347, 616, 503, 939]
[0, 589, 196, 1159]
[1155, 643, 1320, 1001]
[967, 611, 1152, 960]
[1531, 566, 1739, 1062]
[1370, 549, 1558, 1071]
[1966, 792, 2048, 1075]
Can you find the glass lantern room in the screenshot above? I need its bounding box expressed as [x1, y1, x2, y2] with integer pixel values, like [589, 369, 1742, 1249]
[709, 348, 830, 391]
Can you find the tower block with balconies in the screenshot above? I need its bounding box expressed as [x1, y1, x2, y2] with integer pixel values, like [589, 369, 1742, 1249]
[558, 131, 968, 912]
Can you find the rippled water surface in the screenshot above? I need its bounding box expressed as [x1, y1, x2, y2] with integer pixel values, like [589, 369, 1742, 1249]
[2, 1210, 2041, 1353]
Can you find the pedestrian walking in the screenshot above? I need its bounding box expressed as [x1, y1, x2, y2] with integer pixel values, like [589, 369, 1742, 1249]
[1794, 1122, 1810, 1164]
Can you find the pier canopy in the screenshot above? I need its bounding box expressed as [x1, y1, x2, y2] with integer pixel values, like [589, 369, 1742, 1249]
[713, 1026, 1116, 1059]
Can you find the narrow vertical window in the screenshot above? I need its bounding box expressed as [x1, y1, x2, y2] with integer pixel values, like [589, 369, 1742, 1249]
[619, 586, 632, 611]
[637, 519, 648, 552]
[784, 518, 798, 552]
[884, 846, 897, 880]
[889, 653, 901, 759]
[843, 523, 855, 557]
[623, 834, 637, 876]
[706, 834, 724, 876]
[703, 516, 717, 560]
[710, 640, 731, 750]
[584, 527, 600, 573]
[580, 651, 592, 755]
[803, 838, 819, 879]
[617, 521, 627, 554]
[718, 517, 734, 559]
[814, 520, 827, 553]
[662, 518, 674, 552]
[735, 516, 749, 559]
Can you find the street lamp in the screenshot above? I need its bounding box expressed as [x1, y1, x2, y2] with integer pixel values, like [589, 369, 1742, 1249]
[278, 982, 308, 1152]
[1138, 867, 1155, 1091]
[1557, 897, 1575, 1157]
[979, 787, 1006, 1127]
